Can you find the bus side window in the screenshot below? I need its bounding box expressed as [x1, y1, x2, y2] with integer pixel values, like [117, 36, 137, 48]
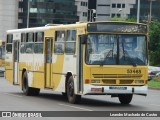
[6, 34, 13, 54]
[54, 31, 65, 54]
[34, 32, 44, 54]
[25, 32, 34, 54]
[20, 33, 26, 54]
[65, 30, 76, 54]
[26, 32, 34, 42]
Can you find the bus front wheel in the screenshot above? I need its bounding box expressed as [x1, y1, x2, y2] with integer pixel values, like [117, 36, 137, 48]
[67, 76, 81, 104]
[118, 94, 133, 104]
[22, 71, 40, 96]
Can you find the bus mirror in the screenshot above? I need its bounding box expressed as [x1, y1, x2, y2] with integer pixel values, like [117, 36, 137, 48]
[81, 35, 87, 44]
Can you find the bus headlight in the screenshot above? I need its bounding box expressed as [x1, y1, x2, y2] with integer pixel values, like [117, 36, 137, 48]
[135, 80, 144, 84]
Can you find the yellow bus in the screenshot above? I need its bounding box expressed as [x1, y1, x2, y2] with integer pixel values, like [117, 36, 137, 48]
[5, 21, 148, 104]
[0, 40, 5, 74]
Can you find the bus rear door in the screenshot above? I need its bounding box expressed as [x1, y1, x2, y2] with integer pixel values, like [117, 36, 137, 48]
[45, 37, 53, 88]
[13, 40, 20, 84]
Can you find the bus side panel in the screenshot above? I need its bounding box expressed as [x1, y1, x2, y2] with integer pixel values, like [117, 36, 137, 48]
[32, 54, 45, 89]
[19, 54, 34, 87]
[52, 55, 65, 91]
[5, 54, 13, 83]
[19, 62, 45, 89]
[52, 55, 77, 93]
[33, 72, 44, 89]
[5, 69, 13, 83]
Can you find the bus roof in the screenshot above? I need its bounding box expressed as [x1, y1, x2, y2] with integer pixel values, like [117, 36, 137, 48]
[6, 22, 88, 34]
[7, 26, 51, 34]
[6, 21, 147, 34]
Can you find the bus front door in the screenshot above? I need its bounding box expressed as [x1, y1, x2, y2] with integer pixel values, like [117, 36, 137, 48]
[13, 40, 19, 84]
[45, 38, 52, 88]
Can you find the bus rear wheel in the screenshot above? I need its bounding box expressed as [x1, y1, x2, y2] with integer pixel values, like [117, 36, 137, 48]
[118, 94, 133, 104]
[22, 71, 40, 96]
[67, 76, 81, 104]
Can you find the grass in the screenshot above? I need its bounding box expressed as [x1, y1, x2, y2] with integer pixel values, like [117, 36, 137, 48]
[148, 78, 160, 88]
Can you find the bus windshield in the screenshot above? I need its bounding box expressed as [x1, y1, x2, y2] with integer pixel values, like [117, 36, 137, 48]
[86, 34, 147, 65]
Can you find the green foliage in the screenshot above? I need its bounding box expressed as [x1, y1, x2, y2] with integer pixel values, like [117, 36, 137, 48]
[126, 18, 137, 22]
[148, 79, 160, 88]
[111, 17, 125, 21]
[149, 20, 160, 66]
[111, 17, 137, 22]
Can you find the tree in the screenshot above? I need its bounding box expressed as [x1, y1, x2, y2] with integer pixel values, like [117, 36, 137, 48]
[149, 20, 160, 66]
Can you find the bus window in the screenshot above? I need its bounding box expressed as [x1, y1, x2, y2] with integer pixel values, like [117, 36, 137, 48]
[6, 44, 12, 53]
[20, 33, 26, 54]
[6, 34, 13, 53]
[25, 44, 33, 53]
[35, 32, 44, 42]
[119, 35, 146, 65]
[65, 30, 76, 54]
[86, 34, 147, 65]
[20, 43, 25, 53]
[34, 32, 44, 54]
[54, 31, 65, 54]
[26, 33, 34, 42]
[24, 32, 34, 54]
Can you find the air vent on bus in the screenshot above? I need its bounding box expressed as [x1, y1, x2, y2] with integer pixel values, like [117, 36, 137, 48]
[92, 74, 143, 78]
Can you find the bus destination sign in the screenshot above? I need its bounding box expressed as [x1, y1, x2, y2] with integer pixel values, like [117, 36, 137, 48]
[87, 22, 147, 33]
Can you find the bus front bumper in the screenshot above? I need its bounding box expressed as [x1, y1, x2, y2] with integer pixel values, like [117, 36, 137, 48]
[84, 85, 147, 96]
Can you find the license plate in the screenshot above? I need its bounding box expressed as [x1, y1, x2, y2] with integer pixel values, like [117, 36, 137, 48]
[109, 86, 127, 90]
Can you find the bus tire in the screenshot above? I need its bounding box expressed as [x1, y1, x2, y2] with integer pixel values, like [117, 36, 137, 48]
[31, 88, 40, 96]
[22, 71, 40, 96]
[62, 92, 67, 98]
[118, 94, 133, 104]
[67, 76, 81, 104]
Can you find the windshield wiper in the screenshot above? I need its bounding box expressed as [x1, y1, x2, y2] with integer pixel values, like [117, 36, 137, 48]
[131, 60, 137, 67]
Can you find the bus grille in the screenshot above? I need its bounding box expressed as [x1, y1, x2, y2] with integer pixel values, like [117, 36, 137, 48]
[102, 80, 116, 84]
[92, 74, 143, 78]
[119, 80, 134, 84]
